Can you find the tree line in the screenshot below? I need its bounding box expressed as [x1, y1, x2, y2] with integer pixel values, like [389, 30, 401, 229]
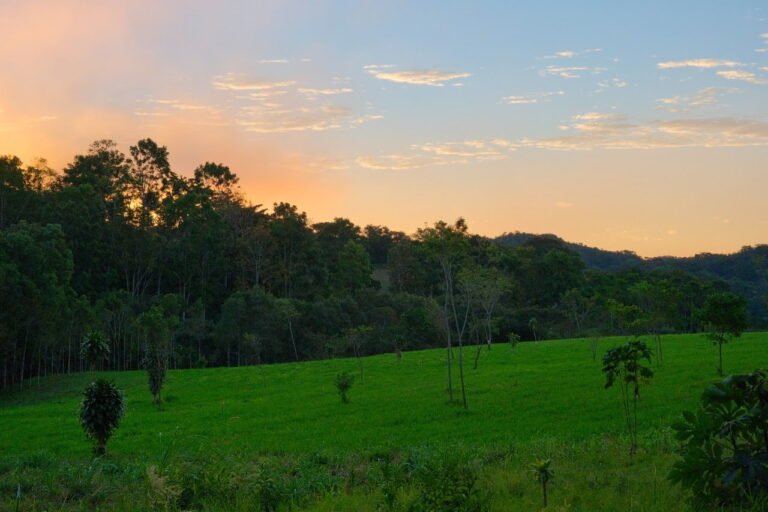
[0, 139, 747, 391]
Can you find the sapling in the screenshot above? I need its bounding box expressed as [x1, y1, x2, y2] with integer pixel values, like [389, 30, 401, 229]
[79, 379, 125, 456]
[336, 371, 354, 404]
[700, 292, 748, 376]
[602, 339, 653, 455]
[508, 332, 520, 351]
[530, 459, 553, 507]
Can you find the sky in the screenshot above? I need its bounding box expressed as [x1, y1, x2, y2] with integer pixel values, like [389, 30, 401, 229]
[1, 0, 768, 257]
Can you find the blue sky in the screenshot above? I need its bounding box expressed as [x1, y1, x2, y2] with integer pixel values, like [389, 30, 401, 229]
[1, 0, 768, 255]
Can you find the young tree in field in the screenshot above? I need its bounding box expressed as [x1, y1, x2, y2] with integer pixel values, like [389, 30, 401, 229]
[530, 459, 554, 508]
[80, 331, 110, 371]
[701, 292, 748, 376]
[336, 371, 354, 404]
[602, 339, 654, 455]
[345, 325, 373, 382]
[275, 298, 300, 361]
[631, 279, 679, 365]
[528, 317, 539, 341]
[79, 379, 125, 456]
[417, 219, 471, 408]
[459, 265, 508, 352]
[137, 306, 175, 404]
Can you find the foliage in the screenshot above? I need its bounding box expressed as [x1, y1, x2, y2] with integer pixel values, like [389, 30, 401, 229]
[701, 292, 749, 376]
[336, 371, 354, 404]
[530, 458, 554, 507]
[602, 339, 654, 454]
[408, 449, 488, 512]
[0, 138, 760, 392]
[80, 331, 110, 371]
[669, 369, 768, 508]
[79, 379, 125, 456]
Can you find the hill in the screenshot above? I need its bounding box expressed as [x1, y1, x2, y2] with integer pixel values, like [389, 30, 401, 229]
[496, 232, 768, 325]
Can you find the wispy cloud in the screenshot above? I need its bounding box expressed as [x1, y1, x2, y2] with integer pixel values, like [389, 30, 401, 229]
[596, 77, 628, 89]
[236, 104, 352, 133]
[356, 139, 515, 170]
[258, 59, 289, 64]
[657, 58, 743, 69]
[365, 65, 470, 86]
[540, 65, 604, 79]
[716, 70, 767, 85]
[656, 87, 737, 112]
[297, 87, 353, 97]
[502, 91, 564, 104]
[522, 115, 768, 150]
[212, 73, 296, 91]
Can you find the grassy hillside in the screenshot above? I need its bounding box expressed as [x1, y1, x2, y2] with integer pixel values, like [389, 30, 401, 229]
[2, 333, 767, 510]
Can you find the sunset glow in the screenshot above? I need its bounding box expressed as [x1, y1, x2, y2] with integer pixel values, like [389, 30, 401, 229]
[2, 0, 767, 256]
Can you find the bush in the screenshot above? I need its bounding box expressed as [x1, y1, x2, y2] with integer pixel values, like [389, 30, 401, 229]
[336, 371, 354, 404]
[669, 369, 768, 508]
[79, 380, 125, 456]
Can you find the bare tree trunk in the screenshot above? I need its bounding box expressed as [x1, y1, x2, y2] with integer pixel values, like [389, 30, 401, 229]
[288, 319, 298, 362]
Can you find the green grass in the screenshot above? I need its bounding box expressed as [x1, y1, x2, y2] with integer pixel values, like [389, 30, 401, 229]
[1, 332, 767, 510]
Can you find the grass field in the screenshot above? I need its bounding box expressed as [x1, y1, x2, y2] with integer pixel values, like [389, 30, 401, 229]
[2, 332, 767, 510]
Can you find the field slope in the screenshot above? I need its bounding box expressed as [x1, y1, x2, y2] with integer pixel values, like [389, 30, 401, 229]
[1, 332, 767, 510]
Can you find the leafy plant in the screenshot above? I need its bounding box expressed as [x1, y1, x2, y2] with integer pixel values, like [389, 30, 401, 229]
[408, 450, 488, 512]
[80, 331, 110, 371]
[508, 332, 520, 351]
[602, 339, 654, 455]
[79, 379, 125, 456]
[701, 292, 748, 376]
[530, 458, 553, 508]
[336, 371, 354, 404]
[669, 369, 768, 508]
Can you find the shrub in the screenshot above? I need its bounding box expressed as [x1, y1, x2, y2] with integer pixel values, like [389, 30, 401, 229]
[336, 371, 354, 404]
[669, 369, 768, 508]
[79, 380, 125, 456]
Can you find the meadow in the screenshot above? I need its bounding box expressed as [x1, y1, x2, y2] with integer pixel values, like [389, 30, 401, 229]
[1, 332, 767, 510]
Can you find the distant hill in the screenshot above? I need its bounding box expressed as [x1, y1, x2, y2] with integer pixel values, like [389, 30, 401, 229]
[495, 232, 768, 326]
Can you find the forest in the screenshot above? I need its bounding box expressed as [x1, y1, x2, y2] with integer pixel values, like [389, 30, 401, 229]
[1, 138, 765, 391]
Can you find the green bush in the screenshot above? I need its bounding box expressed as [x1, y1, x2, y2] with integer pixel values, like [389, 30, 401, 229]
[79, 380, 125, 456]
[336, 371, 354, 404]
[669, 369, 768, 508]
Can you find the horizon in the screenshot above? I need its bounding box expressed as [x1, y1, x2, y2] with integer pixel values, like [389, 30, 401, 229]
[2, 1, 768, 257]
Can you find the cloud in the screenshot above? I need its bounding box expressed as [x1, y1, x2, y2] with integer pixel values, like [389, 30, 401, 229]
[365, 65, 470, 86]
[258, 59, 289, 64]
[573, 112, 624, 121]
[656, 87, 737, 112]
[297, 87, 354, 97]
[657, 59, 743, 69]
[212, 73, 296, 91]
[502, 91, 564, 104]
[541, 65, 604, 79]
[716, 70, 767, 85]
[236, 104, 353, 133]
[596, 78, 627, 89]
[522, 116, 768, 150]
[356, 139, 516, 170]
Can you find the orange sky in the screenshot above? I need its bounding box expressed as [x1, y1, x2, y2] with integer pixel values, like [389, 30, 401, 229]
[2, 1, 768, 257]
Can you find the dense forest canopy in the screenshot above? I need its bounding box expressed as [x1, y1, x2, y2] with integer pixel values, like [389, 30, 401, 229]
[1, 139, 765, 391]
